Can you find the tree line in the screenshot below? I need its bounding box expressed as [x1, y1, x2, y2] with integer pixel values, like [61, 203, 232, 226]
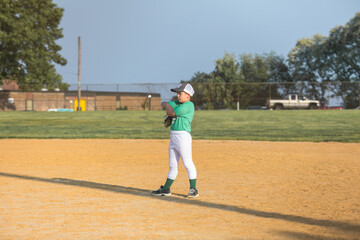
[0, 1, 359, 108]
[0, 0, 68, 91]
[186, 12, 360, 109]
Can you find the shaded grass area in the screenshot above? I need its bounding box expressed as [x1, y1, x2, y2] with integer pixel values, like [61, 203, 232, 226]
[0, 110, 359, 142]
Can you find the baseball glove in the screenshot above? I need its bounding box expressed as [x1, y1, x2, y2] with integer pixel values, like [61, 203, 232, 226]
[164, 115, 173, 128]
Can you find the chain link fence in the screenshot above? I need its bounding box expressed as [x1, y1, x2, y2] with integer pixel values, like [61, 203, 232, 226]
[1, 81, 359, 111]
[68, 81, 359, 110]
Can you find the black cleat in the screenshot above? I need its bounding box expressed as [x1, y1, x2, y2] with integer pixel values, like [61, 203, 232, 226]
[151, 185, 171, 196]
[187, 188, 199, 198]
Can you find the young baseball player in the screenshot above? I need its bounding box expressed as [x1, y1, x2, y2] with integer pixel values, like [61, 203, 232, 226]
[151, 83, 198, 198]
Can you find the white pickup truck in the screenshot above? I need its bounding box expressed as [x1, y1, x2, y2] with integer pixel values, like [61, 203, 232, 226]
[268, 94, 320, 110]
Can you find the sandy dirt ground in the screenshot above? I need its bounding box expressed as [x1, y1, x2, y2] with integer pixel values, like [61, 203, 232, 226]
[0, 139, 359, 240]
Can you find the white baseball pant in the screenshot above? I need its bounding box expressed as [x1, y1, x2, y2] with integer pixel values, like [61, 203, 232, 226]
[167, 131, 197, 180]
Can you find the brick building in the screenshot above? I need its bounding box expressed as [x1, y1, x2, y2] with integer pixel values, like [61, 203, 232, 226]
[0, 90, 161, 111]
[0, 81, 161, 111]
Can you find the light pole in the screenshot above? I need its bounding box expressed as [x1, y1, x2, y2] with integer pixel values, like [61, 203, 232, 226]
[148, 94, 152, 111]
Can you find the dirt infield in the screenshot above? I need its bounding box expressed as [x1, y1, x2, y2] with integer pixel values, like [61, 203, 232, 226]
[1, 139, 359, 240]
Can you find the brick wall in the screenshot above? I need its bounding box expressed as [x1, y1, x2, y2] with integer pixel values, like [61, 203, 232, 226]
[96, 96, 117, 110]
[33, 92, 65, 111]
[0, 92, 27, 111]
[0, 91, 161, 111]
[120, 96, 161, 110]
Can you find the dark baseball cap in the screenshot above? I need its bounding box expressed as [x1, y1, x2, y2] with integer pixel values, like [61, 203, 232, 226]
[171, 83, 195, 96]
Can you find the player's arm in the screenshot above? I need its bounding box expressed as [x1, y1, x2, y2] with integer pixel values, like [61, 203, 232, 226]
[161, 102, 176, 117]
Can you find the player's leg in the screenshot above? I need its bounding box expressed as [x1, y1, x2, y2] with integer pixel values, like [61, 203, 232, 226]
[178, 132, 198, 197]
[164, 142, 180, 189]
[151, 139, 179, 196]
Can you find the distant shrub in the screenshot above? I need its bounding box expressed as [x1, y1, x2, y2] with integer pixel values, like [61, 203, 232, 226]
[117, 106, 128, 110]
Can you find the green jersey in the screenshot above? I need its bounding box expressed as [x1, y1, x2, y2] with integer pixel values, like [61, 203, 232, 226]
[168, 101, 194, 133]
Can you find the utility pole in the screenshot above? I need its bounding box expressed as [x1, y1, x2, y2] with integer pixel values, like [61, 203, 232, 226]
[268, 82, 271, 109]
[77, 36, 81, 111]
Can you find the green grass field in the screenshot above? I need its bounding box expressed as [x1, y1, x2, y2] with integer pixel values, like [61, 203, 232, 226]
[0, 110, 359, 142]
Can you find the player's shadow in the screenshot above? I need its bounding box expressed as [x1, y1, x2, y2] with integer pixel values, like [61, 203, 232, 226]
[273, 230, 351, 240]
[1, 171, 360, 237]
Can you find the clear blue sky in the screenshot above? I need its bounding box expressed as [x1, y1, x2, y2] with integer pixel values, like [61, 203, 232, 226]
[54, 0, 360, 86]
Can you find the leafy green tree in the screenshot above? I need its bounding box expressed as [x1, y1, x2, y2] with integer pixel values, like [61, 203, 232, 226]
[239, 53, 270, 82]
[238, 53, 288, 107]
[0, 0, 67, 90]
[288, 12, 360, 108]
[288, 34, 330, 104]
[185, 71, 212, 109]
[186, 12, 360, 110]
[210, 53, 241, 109]
[325, 12, 360, 108]
[238, 53, 269, 106]
[267, 53, 294, 97]
[187, 53, 243, 109]
[187, 52, 291, 109]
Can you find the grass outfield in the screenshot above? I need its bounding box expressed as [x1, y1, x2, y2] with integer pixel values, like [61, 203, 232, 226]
[0, 110, 359, 142]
